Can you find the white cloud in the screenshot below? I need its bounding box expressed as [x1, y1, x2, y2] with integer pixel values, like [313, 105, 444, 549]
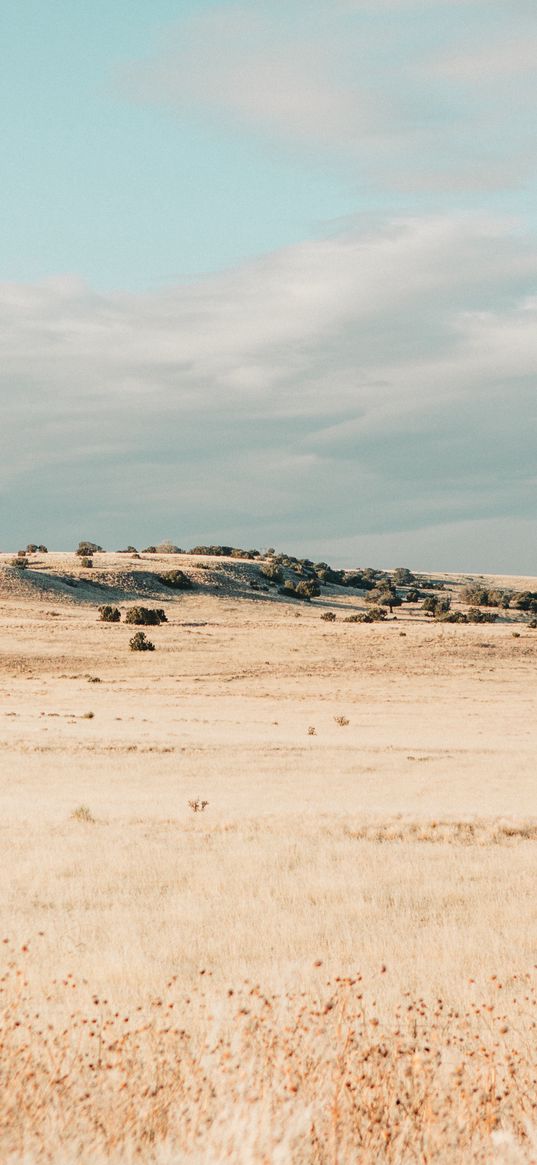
[1, 214, 536, 562]
[122, 0, 537, 195]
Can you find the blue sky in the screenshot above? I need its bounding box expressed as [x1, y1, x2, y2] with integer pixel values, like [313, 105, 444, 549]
[1, 0, 536, 569]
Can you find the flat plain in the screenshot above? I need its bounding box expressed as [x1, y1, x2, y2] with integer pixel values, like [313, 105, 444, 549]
[2, 551, 537, 1163]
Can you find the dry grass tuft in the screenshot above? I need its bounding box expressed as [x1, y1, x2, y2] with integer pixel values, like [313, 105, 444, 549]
[2, 947, 537, 1164]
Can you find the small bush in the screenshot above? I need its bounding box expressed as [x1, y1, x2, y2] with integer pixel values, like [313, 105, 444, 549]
[158, 570, 193, 590]
[142, 546, 157, 554]
[260, 563, 284, 584]
[188, 798, 209, 812]
[76, 542, 102, 556]
[467, 607, 498, 624]
[98, 605, 121, 623]
[129, 631, 155, 651]
[71, 805, 96, 823]
[528, 618, 537, 629]
[334, 715, 350, 727]
[320, 611, 337, 622]
[11, 556, 29, 569]
[393, 567, 416, 586]
[26, 544, 38, 554]
[125, 607, 167, 626]
[296, 579, 321, 599]
[38, 545, 48, 553]
[79, 557, 93, 568]
[365, 606, 387, 621]
[156, 541, 183, 554]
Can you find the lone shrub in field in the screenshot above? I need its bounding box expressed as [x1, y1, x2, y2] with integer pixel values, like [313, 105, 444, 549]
[129, 631, 155, 652]
[79, 557, 93, 568]
[76, 541, 102, 556]
[11, 556, 29, 569]
[125, 607, 167, 626]
[158, 570, 193, 590]
[98, 605, 121, 623]
[321, 611, 337, 622]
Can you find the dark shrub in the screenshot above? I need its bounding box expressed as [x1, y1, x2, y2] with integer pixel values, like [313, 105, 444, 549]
[158, 570, 193, 590]
[343, 572, 376, 591]
[79, 557, 93, 568]
[317, 567, 345, 586]
[406, 589, 422, 603]
[98, 606, 121, 623]
[38, 545, 48, 553]
[142, 546, 157, 554]
[467, 607, 498, 623]
[125, 607, 167, 626]
[260, 563, 284, 584]
[393, 567, 416, 586]
[296, 578, 321, 599]
[436, 611, 468, 623]
[366, 586, 401, 613]
[76, 542, 102, 556]
[512, 591, 537, 615]
[11, 556, 29, 569]
[129, 631, 155, 651]
[321, 611, 337, 622]
[366, 606, 388, 621]
[529, 619, 537, 629]
[422, 596, 451, 616]
[118, 546, 138, 554]
[26, 544, 38, 554]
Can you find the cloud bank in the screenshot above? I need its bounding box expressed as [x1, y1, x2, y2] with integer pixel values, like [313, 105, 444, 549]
[2, 215, 536, 566]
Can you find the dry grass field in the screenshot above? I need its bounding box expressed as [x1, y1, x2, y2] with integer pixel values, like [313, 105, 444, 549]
[1, 551, 537, 1163]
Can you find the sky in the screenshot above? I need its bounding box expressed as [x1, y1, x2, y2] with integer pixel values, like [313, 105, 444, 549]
[1, 0, 536, 570]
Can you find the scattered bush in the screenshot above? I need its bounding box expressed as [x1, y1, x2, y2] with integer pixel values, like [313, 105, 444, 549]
[296, 579, 321, 599]
[79, 557, 93, 568]
[142, 546, 157, 554]
[76, 542, 102, 556]
[70, 805, 96, 823]
[98, 606, 121, 623]
[334, 715, 350, 726]
[11, 556, 29, 569]
[460, 584, 510, 608]
[320, 611, 337, 622]
[260, 563, 284, 584]
[467, 607, 498, 623]
[529, 618, 537, 629]
[129, 631, 155, 651]
[125, 607, 167, 626]
[156, 542, 183, 554]
[117, 546, 138, 554]
[423, 596, 451, 616]
[393, 567, 416, 586]
[366, 586, 401, 613]
[317, 567, 346, 586]
[189, 545, 259, 559]
[512, 591, 537, 615]
[188, 798, 209, 812]
[436, 611, 468, 623]
[158, 570, 193, 590]
[405, 589, 422, 603]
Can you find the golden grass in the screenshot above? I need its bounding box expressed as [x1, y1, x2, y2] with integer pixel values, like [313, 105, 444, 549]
[3, 945, 537, 1163]
[1, 565, 537, 1161]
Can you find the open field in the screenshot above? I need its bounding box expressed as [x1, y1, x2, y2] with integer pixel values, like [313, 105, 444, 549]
[2, 552, 537, 1162]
